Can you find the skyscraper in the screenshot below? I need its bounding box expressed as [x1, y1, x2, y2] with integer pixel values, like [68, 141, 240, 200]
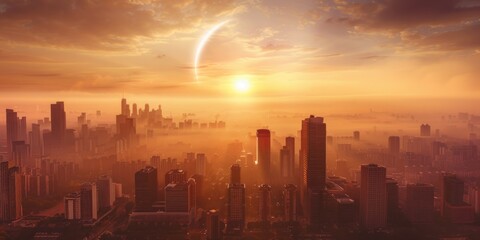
[8, 166, 22, 221]
[420, 124, 431, 137]
[165, 169, 187, 186]
[12, 141, 30, 167]
[227, 183, 246, 233]
[80, 182, 98, 220]
[386, 178, 399, 225]
[300, 115, 327, 225]
[196, 153, 207, 176]
[360, 164, 387, 229]
[230, 164, 241, 184]
[440, 173, 474, 222]
[388, 136, 401, 154]
[64, 192, 81, 220]
[280, 146, 293, 179]
[29, 123, 43, 157]
[406, 183, 434, 224]
[206, 209, 221, 240]
[442, 174, 464, 206]
[97, 175, 115, 210]
[18, 117, 27, 142]
[116, 114, 136, 140]
[283, 184, 297, 222]
[165, 180, 197, 222]
[132, 103, 138, 117]
[0, 162, 22, 222]
[121, 98, 130, 117]
[353, 131, 360, 141]
[258, 184, 271, 222]
[256, 129, 271, 181]
[165, 182, 191, 212]
[6, 109, 21, 157]
[285, 136, 295, 171]
[50, 101, 66, 143]
[135, 166, 157, 211]
[187, 178, 197, 219]
[0, 161, 9, 221]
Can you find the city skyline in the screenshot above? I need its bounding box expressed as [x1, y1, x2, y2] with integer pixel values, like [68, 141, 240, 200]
[1, 1, 480, 239]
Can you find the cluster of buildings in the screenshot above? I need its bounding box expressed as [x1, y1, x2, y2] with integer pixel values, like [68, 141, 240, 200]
[63, 176, 122, 223]
[117, 98, 226, 135]
[128, 166, 197, 227]
[2, 98, 480, 239]
[2, 105, 81, 224]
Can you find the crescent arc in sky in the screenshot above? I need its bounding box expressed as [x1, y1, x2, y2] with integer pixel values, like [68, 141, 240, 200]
[194, 20, 230, 81]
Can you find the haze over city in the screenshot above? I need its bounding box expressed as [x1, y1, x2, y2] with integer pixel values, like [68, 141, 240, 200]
[0, 0, 480, 239]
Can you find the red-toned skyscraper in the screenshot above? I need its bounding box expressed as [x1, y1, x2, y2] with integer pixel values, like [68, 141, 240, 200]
[135, 166, 158, 211]
[300, 115, 327, 226]
[80, 182, 98, 221]
[285, 136, 295, 173]
[230, 164, 241, 184]
[283, 184, 297, 222]
[256, 129, 271, 182]
[258, 184, 271, 222]
[50, 101, 66, 143]
[360, 164, 387, 229]
[406, 183, 434, 224]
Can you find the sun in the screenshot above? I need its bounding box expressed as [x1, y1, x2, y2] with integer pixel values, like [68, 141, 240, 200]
[234, 78, 251, 93]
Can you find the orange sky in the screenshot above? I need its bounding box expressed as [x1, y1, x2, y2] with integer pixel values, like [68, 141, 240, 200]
[0, 0, 479, 111]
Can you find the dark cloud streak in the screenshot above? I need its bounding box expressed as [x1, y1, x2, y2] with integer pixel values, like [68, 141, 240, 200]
[326, 0, 480, 51]
[0, 0, 238, 51]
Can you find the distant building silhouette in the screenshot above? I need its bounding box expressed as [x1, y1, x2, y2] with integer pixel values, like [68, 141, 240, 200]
[360, 164, 386, 229]
[135, 166, 157, 211]
[300, 115, 327, 226]
[386, 178, 399, 225]
[29, 123, 43, 157]
[6, 109, 27, 160]
[162, 175, 197, 223]
[165, 169, 187, 186]
[11, 141, 30, 167]
[195, 153, 207, 176]
[207, 209, 221, 240]
[226, 183, 246, 234]
[406, 183, 434, 224]
[230, 164, 241, 184]
[80, 182, 98, 220]
[283, 184, 297, 222]
[165, 182, 190, 212]
[388, 136, 401, 154]
[64, 192, 81, 220]
[420, 124, 431, 137]
[51, 101, 66, 143]
[0, 162, 22, 222]
[353, 131, 360, 141]
[256, 129, 271, 182]
[280, 146, 293, 179]
[285, 136, 295, 175]
[258, 184, 271, 222]
[97, 175, 115, 210]
[441, 173, 474, 223]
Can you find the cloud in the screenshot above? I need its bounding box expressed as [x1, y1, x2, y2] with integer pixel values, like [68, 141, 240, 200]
[23, 73, 62, 78]
[332, 0, 480, 30]
[413, 24, 480, 50]
[0, 0, 239, 51]
[260, 40, 293, 51]
[325, 0, 480, 51]
[0, 50, 59, 63]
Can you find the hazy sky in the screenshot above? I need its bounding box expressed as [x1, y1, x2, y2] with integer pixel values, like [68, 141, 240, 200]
[0, 0, 479, 104]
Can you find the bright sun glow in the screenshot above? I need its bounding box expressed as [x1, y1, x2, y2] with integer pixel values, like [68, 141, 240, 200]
[234, 78, 251, 93]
